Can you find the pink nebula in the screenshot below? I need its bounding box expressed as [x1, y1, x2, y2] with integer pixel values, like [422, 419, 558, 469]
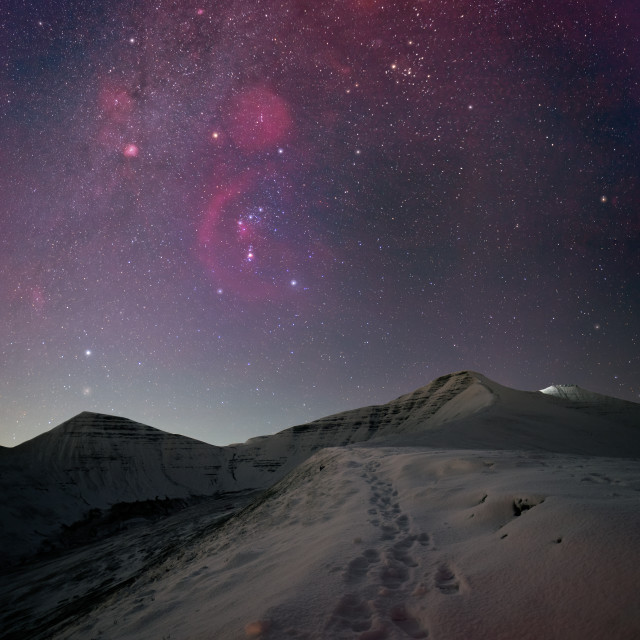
[123, 143, 139, 158]
[227, 87, 292, 152]
[196, 171, 296, 301]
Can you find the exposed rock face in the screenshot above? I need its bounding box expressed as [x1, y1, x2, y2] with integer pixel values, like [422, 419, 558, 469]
[1, 371, 639, 567]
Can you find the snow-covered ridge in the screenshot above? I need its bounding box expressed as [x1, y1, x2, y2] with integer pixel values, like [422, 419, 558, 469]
[236, 371, 493, 471]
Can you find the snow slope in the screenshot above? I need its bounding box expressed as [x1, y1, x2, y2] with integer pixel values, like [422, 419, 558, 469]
[2, 445, 639, 639]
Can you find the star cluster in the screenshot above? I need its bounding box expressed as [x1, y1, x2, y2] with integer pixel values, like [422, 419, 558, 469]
[1, 0, 638, 446]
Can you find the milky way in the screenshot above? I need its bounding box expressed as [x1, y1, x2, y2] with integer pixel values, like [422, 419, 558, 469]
[2, 0, 638, 446]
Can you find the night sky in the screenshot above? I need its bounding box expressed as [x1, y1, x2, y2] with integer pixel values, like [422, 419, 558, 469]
[2, 0, 639, 447]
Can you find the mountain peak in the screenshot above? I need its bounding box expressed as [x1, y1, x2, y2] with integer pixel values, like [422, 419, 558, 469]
[392, 370, 487, 400]
[53, 411, 161, 435]
[539, 383, 625, 404]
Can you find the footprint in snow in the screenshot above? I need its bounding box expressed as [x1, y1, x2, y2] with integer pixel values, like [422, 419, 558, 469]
[344, 549, 380, 583]
[390, 604, 428, 639]
[379, 523, 398, 540]
[379, 559, 410, 589]
[392, 536, 418, 567]
[328, 593, 373, 634]
[435, 563, 460, 595]
[416, 532, 431, 547]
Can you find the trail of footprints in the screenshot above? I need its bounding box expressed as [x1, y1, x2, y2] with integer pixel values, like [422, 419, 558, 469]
[328, 460, 461, 639]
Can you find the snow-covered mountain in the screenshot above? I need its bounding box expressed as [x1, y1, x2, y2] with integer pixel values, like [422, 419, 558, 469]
[540, 381, 631, 405]
[263, 370, 640, 456]
[1, 371, 639, 569]
[1, 371, 640, 639]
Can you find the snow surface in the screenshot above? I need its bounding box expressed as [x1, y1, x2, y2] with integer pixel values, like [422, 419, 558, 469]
[1, 371, 639, 639]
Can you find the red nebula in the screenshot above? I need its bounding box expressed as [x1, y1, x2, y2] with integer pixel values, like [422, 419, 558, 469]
[196, 171, 296, 301]
[227, 87, 292, 151]
[123, 143, 139, 157]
